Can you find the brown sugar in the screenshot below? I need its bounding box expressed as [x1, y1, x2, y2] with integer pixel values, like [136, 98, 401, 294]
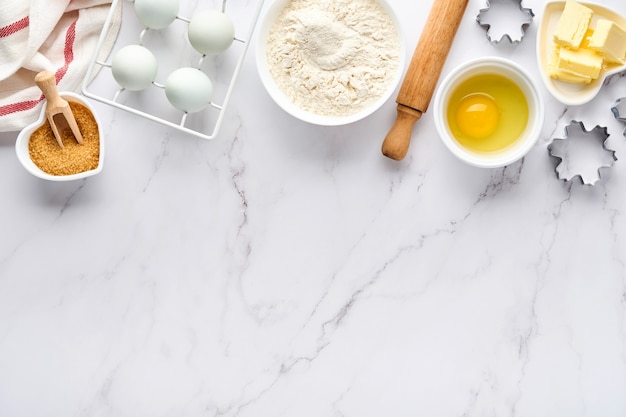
[28, 101, 100, 176]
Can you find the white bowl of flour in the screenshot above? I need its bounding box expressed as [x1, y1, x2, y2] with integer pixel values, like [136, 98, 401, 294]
[256, 0, 405, 126]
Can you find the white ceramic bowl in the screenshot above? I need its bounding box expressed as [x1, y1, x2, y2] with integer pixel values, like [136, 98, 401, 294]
[255, 0, 405, 126]
[433, 57, 544, 168]
[15, 92, 104, 181]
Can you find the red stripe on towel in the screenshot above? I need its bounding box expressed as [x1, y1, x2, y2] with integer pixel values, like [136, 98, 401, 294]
[0, 17, 78, 117]
[55, 18, 77, 83]
[0, 99, 43, 117]
[0, 16, 29, 38]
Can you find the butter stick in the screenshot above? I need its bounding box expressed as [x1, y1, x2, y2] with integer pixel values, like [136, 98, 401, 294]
[550, 67, 593, 83]
[589, 19, 626, 64]
[552, 47, 603, 82]
[554, 0, 593, 49]
[549, 48, 591, 83]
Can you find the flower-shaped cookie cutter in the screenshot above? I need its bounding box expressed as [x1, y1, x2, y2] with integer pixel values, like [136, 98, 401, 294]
[611, 97, 626, 123]
[547, 120, 617, 185]
[476, 0, 534, 44]
[612, 97, 626, 139]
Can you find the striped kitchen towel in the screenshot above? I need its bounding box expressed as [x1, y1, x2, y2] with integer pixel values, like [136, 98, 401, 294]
[0, 0, 121, 132]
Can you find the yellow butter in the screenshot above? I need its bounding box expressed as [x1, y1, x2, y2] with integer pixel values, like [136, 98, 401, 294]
[550, 67, 594, 83]
[554, 0, 594, 48]
[549, 47, 593, 83]
[588, 19, 626, 64]
[552, 47, 603, 81]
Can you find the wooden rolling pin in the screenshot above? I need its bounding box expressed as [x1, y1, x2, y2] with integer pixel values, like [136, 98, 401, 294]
[382, 0, 468, 160]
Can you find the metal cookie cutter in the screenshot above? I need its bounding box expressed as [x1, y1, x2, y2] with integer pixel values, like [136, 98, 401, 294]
[612, 97, 626, 139]
[611, 97, 626, 123]
[547, 121, 617, 186]
[477, 0, 534, 44]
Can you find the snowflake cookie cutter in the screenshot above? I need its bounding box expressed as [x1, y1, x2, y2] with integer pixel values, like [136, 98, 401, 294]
[547, 121, 617, 186]
[612, 97, 626, 139]
[476, 0, 534, 44]
[611, 97, 626, 123]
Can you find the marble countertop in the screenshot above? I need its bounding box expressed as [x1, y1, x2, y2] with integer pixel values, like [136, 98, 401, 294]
[2, 0, 626, 415]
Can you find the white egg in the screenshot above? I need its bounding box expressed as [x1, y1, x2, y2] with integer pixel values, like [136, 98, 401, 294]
[164, 68, 213, 113]
[187, 10, 235, 55]
[111, 45, 158, 91]
[134, 0, 179, 29]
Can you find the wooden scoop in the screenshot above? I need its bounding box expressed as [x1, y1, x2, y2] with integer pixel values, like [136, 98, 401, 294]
[34, 71, 83, 148]
[382, 0, 468, 160]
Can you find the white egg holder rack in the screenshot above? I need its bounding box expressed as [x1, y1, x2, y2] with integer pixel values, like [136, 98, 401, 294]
[82, 0, 264, 140]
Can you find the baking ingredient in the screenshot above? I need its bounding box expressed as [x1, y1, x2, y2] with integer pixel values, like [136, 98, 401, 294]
[588, 19, 626, 64]
[187, 10, 235, 55]
[553, 0, 593, 48]
[29, 102, 100, 176]
[266, 0, 400, 117]
[164, 67, 213, 113]
[111, 45, 158, 91]
[134, 0, 179, 29]
[550, 0, 626, 83]
[447, 73, 528, 153]
[551, 47, 602, 82]
[455, 94, 499, 139]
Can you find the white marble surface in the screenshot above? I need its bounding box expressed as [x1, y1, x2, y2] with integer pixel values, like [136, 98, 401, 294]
[2, 0, 626, 416]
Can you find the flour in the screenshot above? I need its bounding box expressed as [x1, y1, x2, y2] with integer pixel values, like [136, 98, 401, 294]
[266, 0, 400, 117]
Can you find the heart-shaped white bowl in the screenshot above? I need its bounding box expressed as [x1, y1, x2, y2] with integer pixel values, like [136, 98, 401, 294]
[537, 1, 626, 106]
[15, 92, 104, 181]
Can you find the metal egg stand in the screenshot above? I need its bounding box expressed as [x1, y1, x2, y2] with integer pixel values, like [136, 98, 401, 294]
[82, 0, 265, 140]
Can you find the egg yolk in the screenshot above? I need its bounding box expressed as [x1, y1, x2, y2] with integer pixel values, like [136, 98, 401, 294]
[455, 93, 499, 139]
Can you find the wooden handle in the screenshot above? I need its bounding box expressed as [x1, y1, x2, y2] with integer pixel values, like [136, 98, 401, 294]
[35, 71, 63, 107]
[382, 0, 468, 160]
[399, 0, 468, 111]
[382, 105, 422, 160]
[34, 70, 84, 146]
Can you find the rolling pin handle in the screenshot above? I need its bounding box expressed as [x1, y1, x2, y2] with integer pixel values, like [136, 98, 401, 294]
[381, 104, 422, 161]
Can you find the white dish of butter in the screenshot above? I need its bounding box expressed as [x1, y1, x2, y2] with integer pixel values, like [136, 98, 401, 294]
[537, 1, 626, 105]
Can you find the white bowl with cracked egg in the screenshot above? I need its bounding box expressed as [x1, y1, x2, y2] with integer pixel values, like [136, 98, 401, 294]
[256, 0, 406, 126]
